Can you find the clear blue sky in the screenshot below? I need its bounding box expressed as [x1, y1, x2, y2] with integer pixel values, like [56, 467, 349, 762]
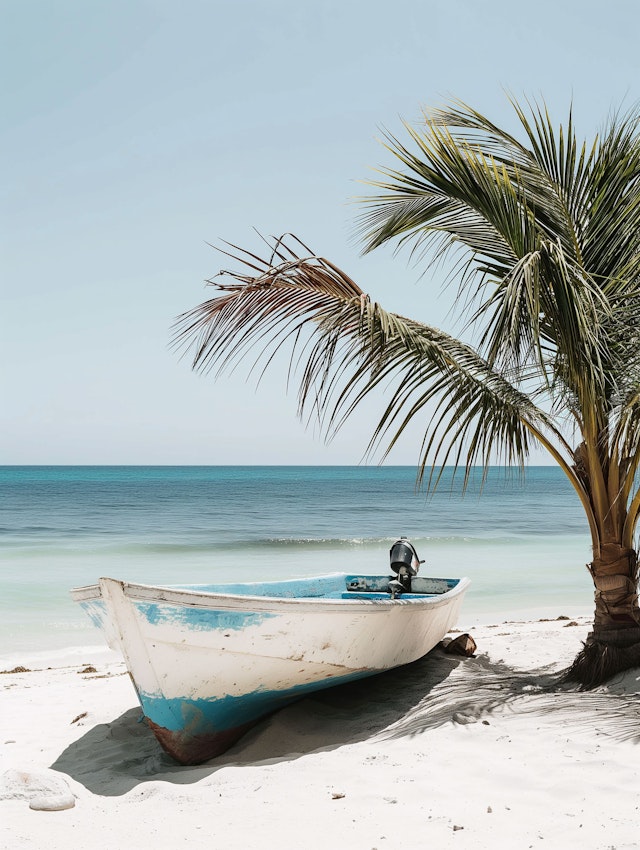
[3, 0, 638, 464]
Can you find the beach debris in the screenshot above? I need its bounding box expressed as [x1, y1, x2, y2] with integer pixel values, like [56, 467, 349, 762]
[452, 711, 477, 725]
[331, 791, 346, 799]
[440, 633, 477, 657]
[78, 665, 97, 674]
[71, 712, 88, 724]
[1, 666, 31, 674]
[563, 621, 580, 627]
[0, 769, 75, 810]
[453, 824, 464, 831]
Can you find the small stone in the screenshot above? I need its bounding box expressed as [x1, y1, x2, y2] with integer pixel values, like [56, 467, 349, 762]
[487, 806, 493, 813]
[0, 768, 74, 809]
[453, 824, 464, 831]
[29, 793, 75, 811]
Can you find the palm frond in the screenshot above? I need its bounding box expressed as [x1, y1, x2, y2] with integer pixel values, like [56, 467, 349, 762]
[173, 236, 562, 486]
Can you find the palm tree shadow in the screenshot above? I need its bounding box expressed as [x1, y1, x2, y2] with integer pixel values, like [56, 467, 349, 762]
[378, 652, 640, 746]
[51, 648, 640, 797]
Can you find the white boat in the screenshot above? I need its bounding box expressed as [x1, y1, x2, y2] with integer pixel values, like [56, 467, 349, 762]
[72, 545, 469, 764]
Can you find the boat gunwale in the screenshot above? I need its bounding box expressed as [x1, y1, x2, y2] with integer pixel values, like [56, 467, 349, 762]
[74, 575, 471, 614]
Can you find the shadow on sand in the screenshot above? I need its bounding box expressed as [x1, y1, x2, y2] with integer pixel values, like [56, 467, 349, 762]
[51, 648, 640, 796]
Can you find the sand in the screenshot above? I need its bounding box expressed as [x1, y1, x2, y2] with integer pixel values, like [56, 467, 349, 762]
[2, 616, 640, 850]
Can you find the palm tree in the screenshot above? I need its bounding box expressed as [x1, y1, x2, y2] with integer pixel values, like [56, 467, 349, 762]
[174, 98, 640, 688]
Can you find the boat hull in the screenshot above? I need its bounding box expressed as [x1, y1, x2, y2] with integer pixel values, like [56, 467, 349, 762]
[72, 573, 469, 764]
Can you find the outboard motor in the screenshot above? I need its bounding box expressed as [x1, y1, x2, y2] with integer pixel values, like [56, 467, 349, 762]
[389, 537, 424, 596]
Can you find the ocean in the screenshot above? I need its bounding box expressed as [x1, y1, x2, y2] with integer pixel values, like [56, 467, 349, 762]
[0, 465, 596, 660]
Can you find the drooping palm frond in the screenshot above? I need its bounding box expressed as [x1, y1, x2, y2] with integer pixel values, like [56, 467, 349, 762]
[173, 235, 571, 492]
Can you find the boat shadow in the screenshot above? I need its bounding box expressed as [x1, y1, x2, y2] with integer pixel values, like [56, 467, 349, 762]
[50, 647, 639, 797]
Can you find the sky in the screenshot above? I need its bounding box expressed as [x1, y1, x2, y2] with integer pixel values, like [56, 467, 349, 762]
[2, 0, 639, 465]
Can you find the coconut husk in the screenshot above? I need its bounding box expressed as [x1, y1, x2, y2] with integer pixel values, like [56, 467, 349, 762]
[440, 633, 477, 657]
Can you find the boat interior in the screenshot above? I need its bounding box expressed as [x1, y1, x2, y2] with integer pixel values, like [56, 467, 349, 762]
[174, 574, 459, 601]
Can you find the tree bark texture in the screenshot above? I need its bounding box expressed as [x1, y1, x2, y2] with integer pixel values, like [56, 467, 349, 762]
[590, 543, 640, 631]
[565, 543, 640, 688]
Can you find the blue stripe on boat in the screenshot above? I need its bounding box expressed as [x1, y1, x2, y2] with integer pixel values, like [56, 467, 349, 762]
[135, 602, 276, 630]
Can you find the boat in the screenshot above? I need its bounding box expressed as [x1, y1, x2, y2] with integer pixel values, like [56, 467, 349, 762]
[71, 539, 470, 764]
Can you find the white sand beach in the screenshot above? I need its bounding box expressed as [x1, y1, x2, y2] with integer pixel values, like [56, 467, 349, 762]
[2, 616, 639, 850]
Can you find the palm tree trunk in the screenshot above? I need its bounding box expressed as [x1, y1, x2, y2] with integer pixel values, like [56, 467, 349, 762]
[591, 542, 640, 628]
[565, 542, 640, 688]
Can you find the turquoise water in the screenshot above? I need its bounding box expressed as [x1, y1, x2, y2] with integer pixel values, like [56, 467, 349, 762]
[0, 466, 596, 657]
